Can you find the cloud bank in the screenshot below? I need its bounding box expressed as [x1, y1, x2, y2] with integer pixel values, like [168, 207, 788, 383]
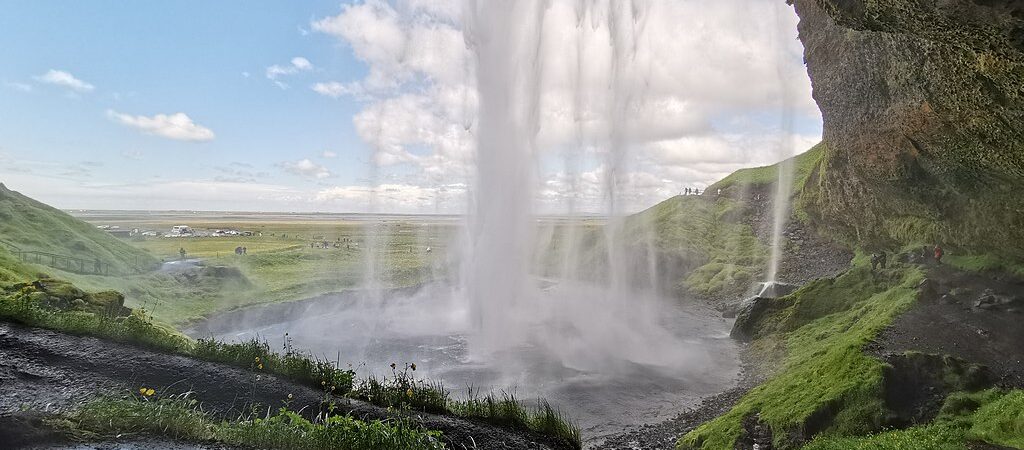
[310, 0, 822, 214]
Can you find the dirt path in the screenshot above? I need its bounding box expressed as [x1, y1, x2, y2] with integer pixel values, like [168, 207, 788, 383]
[876, 263, 1024, 388]
[0, 322, 561, 450]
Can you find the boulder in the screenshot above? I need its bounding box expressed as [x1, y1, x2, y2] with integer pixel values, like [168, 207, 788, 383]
[973, 288, 1023, 311]
[721, 303, 741, 319]
[84, 290, 131, 317]
[755, 281, 800, 299]
[731, 296, 782, 341]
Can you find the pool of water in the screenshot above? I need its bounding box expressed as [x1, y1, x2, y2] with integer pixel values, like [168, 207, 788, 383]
[186, 282, 740, 442]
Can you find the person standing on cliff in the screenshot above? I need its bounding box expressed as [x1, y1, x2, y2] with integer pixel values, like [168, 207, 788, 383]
[934, 244, 944, 264]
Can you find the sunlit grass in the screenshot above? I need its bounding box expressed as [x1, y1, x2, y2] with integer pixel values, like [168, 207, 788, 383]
[354, 365, 582, 449]
[0, 282, 580, 448]
[680, 263, 924, 449]
[61, 393, 446, 450]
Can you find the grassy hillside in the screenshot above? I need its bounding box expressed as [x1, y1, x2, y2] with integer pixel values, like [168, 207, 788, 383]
[0, 183, 157, 275]
[625, 195, 766, 299]
[708, 142, 826, 195]
[622, 142, 824, 301]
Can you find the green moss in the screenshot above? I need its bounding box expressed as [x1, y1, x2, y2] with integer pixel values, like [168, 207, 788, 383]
[679, 264, 924, 449]
[803, 389, 1024, 450]
[968, 390, 1024, 448]
[945, 253, 1024, 277]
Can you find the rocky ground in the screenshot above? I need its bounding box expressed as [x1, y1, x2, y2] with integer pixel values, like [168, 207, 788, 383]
[875, 262, 1024, 389]
[0, 323, 562, 450]
[592, 369, 761, 450]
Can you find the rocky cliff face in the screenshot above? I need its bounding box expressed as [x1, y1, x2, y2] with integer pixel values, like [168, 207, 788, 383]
[792, 0, 1024, 257]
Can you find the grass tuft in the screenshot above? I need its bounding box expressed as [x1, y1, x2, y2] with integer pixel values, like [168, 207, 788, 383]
[62, 393, 445, 450]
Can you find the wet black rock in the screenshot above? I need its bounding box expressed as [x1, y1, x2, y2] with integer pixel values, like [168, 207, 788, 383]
[731, 297, 783, 342]
[755, 281, 799, 299]
[973, 289, 1023, 311]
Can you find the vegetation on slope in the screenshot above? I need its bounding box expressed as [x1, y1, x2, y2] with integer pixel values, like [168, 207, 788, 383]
[0, 183, 157, 274]
[619, 142, 826, 301]
[707, 142, 826, 196]
[626, 195, 766, 299]
[803, 389, 1024, 450]
[58, 394, 445, 450]
[681, 261, 926, 448]
[0, 278, 581, 448]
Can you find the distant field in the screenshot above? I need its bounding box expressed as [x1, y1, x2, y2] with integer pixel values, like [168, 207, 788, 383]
[58, 211, 612, 326]
[58, 212, 459, 325]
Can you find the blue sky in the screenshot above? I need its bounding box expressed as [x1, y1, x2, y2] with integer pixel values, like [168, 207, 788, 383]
[0, 1, 376, 210]
[0, 0, 822, 213]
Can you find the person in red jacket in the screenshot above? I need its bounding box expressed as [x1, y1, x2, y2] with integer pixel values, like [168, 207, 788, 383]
[934, 244, 944, 264]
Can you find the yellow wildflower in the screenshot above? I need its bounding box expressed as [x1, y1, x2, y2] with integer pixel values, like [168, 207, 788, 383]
[258, 364, 263, 370]
[406, 388, 414, 398]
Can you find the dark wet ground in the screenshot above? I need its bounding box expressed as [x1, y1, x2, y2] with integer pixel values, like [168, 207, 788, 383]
[876, 263, 1024, 388]
[0, 322, 563, 450]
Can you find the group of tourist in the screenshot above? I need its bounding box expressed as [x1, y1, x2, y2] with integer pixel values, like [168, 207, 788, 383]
[871, 244, 944, 272]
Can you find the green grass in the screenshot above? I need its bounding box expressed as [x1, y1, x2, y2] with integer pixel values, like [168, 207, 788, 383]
[29, 220, 454, 325]
[0, 283, 354, 395]
[680, 263, 924, 449]
[945, 253, 1024, 278]
[707, 142, 826, 194]
[0, 280, 580, 448]
[0, 247, 36, 284]
[969, 390, 1024, 448]
[60, 394, 445, 450]
[353, 364, 582, 449]
[0, 183, 157, 274]
[625, 195, 767, 299]
[803, 389, 1024, 450]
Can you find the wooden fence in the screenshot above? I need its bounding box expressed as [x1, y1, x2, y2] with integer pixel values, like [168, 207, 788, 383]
[0, 239, 117, 276]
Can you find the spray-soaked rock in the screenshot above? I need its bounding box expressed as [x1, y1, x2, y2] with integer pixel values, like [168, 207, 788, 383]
[731, 297, 784, 341]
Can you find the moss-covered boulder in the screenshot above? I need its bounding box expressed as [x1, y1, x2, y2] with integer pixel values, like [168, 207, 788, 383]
[84, 290, 130, 317]
[5, 278, 131, 317]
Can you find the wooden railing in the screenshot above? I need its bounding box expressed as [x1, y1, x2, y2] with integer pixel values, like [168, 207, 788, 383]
[0, 239, 117, 276]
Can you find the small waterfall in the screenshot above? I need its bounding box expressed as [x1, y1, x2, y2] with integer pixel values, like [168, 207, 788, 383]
[765, 3, 798, 284]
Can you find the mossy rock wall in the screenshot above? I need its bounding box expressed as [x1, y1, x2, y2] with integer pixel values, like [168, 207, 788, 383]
[792, 0, 1024, 257]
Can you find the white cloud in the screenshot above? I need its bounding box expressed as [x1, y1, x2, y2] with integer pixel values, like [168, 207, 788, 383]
[35, 70, 94, 93]
[322, 150, 337, 158]
[121, 150, 143, 160]
[311, 81, 359, 99]
[266, 56, 313, 89]
[280, 159, 331, 179]
[106, 110, 216, 142]
[291, 56, 312, 71]
[5, 82, 32, 92]
[307, 0, 821, 213]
